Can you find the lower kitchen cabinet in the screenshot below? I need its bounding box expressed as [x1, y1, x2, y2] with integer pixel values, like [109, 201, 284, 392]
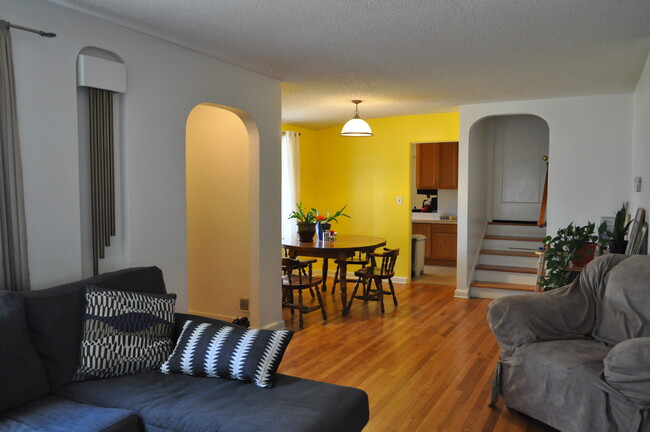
[412, 222, 457, 266]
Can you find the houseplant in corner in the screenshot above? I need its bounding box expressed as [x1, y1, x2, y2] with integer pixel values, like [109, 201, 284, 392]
[539, 222, 598, 290]
[315, 205, 351, 240]
[607, 203, 633, 254]
[288, 202, 317, 242]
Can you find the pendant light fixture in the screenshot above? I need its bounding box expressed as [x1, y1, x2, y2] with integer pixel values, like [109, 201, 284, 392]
[340, 100, 373, 137]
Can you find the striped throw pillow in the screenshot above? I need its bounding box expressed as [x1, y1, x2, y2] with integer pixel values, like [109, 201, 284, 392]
[161, 320, 293, 388]
[74, 285, 176, 381]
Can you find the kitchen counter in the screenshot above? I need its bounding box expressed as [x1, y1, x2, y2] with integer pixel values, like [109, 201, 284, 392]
[412, 213, 457, 223]
[412, 219, 457, 224]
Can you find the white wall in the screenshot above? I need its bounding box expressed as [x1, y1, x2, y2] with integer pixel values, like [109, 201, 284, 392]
[458, 94, 633, 292]
[5, 0, 282, 328]
[631, 52, 650, 214]
[455, 118, 489, 297]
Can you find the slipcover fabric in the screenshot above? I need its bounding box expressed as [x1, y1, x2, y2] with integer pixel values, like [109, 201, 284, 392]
[0, 396, 140, 432]
[17, 266, 167, 390]
[488, 254, 650, 432]
[74, 286, 175, 381]
[0, 292, 50, 411]
[161, 319, 293, 388]
[57, 370, 369, 432]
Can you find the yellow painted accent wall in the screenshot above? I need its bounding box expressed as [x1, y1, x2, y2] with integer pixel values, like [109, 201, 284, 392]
[283, 112, 459, 279]
[187, 104, 250, 320]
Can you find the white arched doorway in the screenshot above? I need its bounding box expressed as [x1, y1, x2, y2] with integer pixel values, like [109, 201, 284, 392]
[457, 113, 550, 298]
[185, 103, 255, 323]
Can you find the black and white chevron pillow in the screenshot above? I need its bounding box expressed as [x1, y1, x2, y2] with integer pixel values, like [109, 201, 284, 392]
[74, 286, 176, 381]
[161, 320, 293, 388]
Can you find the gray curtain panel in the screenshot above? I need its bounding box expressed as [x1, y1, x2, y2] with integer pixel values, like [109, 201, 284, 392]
[0, 21, 30, 291]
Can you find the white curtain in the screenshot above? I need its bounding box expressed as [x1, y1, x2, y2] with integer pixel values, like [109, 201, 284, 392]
[281, 131, 300, 240]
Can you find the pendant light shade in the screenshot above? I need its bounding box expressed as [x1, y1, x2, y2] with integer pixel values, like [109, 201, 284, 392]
[341, 100, 373, 137]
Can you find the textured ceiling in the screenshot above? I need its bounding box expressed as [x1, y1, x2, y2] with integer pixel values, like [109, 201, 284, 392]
[47, 0, 650, 129]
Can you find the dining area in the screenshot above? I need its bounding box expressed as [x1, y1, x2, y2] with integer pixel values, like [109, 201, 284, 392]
[282, 206, 400, 328]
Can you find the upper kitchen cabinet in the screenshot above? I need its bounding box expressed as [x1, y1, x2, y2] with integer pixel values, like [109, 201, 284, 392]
[416, 142, 458, 189]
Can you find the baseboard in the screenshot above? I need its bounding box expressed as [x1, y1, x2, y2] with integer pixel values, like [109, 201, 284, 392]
[261, 320, 286, 330]
[469, 287, 533, 299]
[454, 288, 470, 298]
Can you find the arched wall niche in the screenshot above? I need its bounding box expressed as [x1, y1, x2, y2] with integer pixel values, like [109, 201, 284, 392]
[185, 103, 264, 325]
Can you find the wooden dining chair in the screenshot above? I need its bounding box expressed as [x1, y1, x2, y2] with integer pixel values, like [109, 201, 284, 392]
[282, 258, 327, 328]
[331, 251, 369, 294]
[346, 248, 399, 313]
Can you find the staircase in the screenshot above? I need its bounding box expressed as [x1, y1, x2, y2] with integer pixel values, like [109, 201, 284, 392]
[470, 222, 546, 298]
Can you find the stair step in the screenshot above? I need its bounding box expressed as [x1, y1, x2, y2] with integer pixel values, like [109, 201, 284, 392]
[484, 235, 545, 242]
[475, 264, 537, 274]
[471, 280, 537, 292]
[480, 249, 538, 258]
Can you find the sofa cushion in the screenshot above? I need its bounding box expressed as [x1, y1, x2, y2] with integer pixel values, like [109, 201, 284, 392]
[161, 320, 293, 388]
[0, 293, 50, 412]
[74, 286, 175, 381]
[0, 395, 140, 432]
[57, 370, 369, 432]
[592, 255, 650, 345]
[19, 267, 166, 390]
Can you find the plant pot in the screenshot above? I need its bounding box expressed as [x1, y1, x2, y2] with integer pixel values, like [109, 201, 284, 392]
[317, 223, 331, 241]
[297, 222, 316, 242]
[609, 240, 628, 254]
[571, 243, 597, 267]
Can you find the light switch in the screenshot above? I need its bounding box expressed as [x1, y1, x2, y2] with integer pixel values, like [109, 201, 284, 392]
[396, 196, 403, 205]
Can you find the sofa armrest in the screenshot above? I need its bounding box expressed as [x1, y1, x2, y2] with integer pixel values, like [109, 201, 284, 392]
[604, 337, 650, 402]
[487, 282, 594, 355]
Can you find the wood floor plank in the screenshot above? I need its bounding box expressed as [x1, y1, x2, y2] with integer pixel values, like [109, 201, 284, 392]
[278, 279, 557, 432]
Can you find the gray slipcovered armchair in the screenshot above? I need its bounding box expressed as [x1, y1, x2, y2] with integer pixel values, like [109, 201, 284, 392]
[488, 254, 650, 432]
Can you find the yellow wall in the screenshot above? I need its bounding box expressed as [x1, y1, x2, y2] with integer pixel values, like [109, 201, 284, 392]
[187, 104, 250, 320]
[283, 112, 459, 279]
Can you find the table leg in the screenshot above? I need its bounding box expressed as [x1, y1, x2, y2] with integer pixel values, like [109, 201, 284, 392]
[339, 260, 349, 316]
[321, 258, 329, 291]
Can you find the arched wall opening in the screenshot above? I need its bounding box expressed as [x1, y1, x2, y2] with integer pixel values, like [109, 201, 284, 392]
[457, 113, 549, 297]
[186, 103, 254, 322]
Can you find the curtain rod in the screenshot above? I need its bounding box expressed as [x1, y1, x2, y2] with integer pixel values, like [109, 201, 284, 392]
[6, 21, 56, 38]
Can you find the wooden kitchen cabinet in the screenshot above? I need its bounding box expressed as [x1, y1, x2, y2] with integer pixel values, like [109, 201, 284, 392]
[412, 222, 457, 266]
[416, 142, 458, 189]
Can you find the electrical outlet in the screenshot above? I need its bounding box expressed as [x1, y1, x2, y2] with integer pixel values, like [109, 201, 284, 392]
[239, 298, 249, 311]
[634, 177, 642, 192]
[396, 196, 403, 205]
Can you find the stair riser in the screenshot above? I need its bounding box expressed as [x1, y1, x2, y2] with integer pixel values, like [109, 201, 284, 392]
[483, 239, 543, 251]
[478, 254, 539, 267]
[487, 224, 547, 237]
[474, 270, 538, 285]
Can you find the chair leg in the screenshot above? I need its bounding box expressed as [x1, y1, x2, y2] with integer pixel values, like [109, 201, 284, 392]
[298, 289, 304, 328]
[375, 278, 385, 313]
[315, 287, 327, 321]
[347, 277, 363, 309]
[388, 278, 398, 306]
[308, 287, 315, 298]
[331, 265, 340, 294]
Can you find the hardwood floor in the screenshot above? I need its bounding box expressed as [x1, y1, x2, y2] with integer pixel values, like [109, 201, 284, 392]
[278, 277, 557, 432]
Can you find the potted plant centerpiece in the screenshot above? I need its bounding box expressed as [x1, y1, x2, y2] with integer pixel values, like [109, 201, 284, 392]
[540, 222, 598, 290]
[314, 205, 350, 241]
[289, 202, 317, 242]
[607, 203, 633, 254]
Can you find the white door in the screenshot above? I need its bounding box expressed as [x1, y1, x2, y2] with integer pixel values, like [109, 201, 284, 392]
[492, 115, 549, 222]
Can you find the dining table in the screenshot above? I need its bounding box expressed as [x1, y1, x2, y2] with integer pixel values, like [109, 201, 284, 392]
[282, 234, 387, 316]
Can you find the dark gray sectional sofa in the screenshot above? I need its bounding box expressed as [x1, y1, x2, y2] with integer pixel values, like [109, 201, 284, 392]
[0, 267, 369, 431]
